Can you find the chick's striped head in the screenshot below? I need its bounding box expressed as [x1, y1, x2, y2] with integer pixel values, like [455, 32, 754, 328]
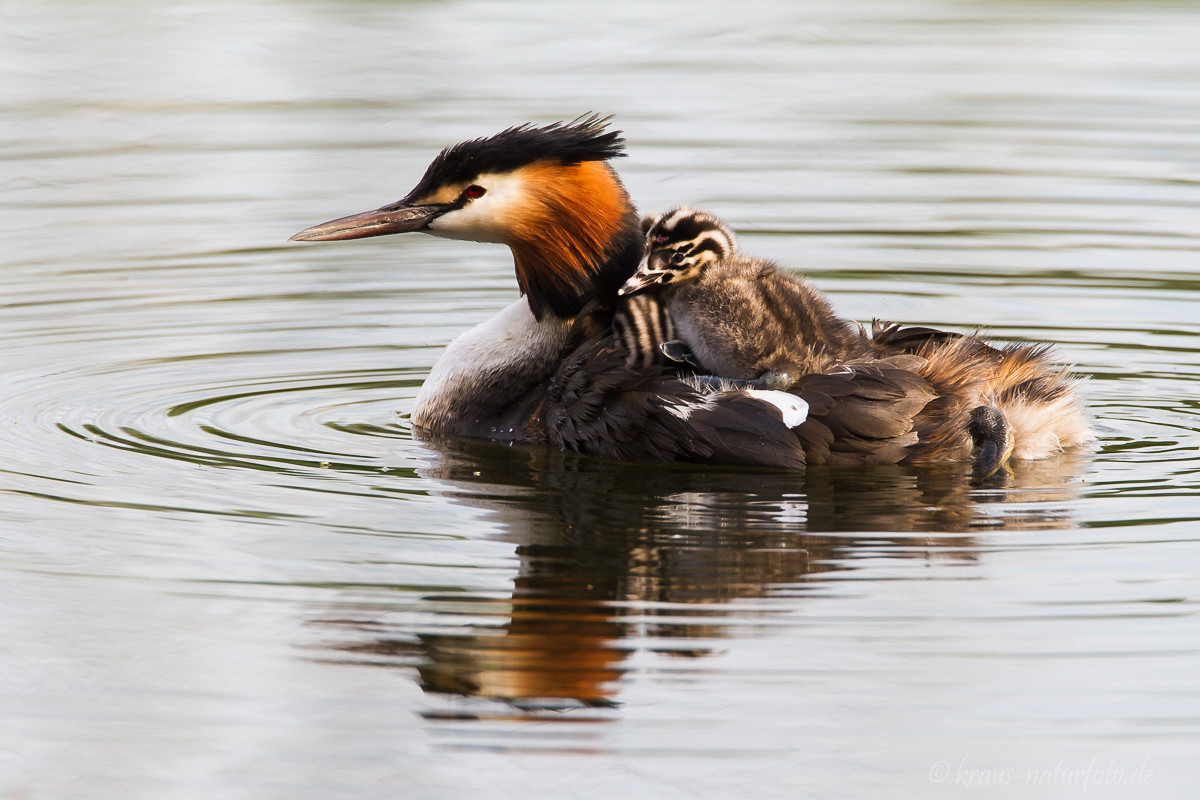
[619, 207, 736, 296]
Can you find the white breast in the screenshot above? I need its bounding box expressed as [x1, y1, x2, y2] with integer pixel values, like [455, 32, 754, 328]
[412, 297, 571, 430]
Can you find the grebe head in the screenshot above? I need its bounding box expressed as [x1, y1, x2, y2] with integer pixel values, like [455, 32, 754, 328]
[618, 207, 736, 296]
[291, 115, 642, 320]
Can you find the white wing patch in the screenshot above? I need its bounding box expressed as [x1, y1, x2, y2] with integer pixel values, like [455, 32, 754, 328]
[745, 390, 809, 428]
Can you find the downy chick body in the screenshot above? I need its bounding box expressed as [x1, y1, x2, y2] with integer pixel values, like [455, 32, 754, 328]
[618, 206, 865, 384]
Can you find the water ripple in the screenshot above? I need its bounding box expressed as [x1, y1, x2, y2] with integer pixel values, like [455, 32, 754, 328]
[5, 1, 1200, 793]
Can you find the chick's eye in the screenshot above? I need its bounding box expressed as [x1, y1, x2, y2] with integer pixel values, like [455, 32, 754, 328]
[463, 185, 486, 200]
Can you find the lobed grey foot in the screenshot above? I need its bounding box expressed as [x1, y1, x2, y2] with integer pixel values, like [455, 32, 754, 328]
[750, 371, 794, 391]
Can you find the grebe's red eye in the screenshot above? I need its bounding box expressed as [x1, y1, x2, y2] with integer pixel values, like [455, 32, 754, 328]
[463, 185, 486, 200]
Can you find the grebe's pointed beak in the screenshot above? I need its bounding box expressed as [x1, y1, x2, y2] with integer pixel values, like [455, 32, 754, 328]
[289, 200, 453, 242]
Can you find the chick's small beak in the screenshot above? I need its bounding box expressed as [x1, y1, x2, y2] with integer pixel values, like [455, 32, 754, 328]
[289, 201, 451, 242]
[617, 253, 672, 296]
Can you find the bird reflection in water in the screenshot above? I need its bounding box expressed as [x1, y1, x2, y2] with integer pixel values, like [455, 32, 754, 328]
[315, 439, 1087, 713]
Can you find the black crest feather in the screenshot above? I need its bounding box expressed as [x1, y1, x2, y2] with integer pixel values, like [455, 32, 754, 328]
[403, 114, 625, 202]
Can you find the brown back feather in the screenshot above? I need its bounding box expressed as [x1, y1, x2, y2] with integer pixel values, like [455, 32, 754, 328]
[793, 357, 936, 466]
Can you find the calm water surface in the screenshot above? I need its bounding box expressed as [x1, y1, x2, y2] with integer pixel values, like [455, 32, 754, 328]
[3, 1, 1200, 797]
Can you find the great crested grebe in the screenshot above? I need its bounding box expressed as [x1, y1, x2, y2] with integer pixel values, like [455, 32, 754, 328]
[291, 116, 813, 468]
[290, 116, 1089, 472]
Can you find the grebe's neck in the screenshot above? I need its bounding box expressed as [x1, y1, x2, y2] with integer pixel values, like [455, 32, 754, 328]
[505, 161, 643, 320]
